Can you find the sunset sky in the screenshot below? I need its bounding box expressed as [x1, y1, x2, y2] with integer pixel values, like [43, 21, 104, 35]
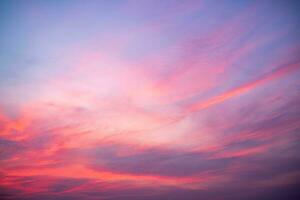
[0, 0, 300, 199]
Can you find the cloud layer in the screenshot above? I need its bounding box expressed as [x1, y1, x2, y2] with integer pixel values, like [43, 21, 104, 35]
[1, 0, 300, 199]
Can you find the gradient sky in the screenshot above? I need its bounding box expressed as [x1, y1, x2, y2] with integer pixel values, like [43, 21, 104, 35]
[1, 0, 300, 199]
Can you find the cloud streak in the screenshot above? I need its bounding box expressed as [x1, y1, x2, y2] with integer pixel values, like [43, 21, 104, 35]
[1, 0, 300, 199]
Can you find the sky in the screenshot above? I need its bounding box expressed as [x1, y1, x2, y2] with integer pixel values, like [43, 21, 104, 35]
[0, 0, 300, 199]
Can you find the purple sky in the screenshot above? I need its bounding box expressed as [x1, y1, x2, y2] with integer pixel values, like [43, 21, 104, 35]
[0, 0, 300, 199]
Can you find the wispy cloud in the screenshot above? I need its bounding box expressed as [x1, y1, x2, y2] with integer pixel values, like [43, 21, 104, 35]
[1, 0, 300, 199]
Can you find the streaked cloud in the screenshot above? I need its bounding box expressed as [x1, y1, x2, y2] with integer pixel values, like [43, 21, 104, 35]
[1, 0, 300, 199]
